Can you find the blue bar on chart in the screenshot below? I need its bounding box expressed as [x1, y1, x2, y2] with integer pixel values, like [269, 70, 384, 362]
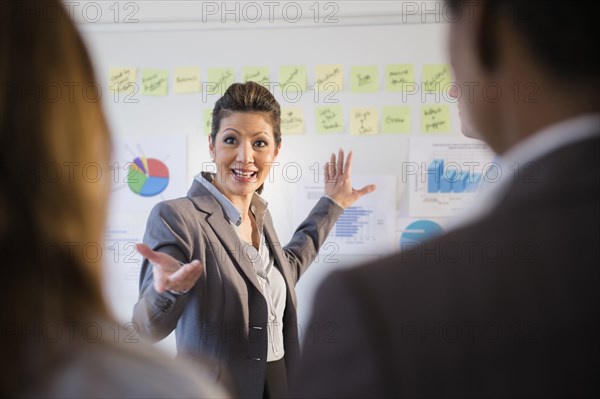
[426, 159, 444, 193]
[452, 172, 469, 193]
[334, 206, 373, 238]
[465, 173, 482, 192]
[439, 169, 455, 193]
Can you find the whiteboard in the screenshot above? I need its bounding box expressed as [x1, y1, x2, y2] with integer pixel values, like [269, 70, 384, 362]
[79, 1, 466, 351]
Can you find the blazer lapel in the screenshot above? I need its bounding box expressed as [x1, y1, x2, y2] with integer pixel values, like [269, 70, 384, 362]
[187, 180, 263, 293]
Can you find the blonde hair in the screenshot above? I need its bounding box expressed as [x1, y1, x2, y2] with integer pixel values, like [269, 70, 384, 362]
[1, 0, 112, 393]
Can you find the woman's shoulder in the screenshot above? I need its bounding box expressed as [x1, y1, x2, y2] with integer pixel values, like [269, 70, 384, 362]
[148, 195, 201, 223]
[39, 338, 228, 398]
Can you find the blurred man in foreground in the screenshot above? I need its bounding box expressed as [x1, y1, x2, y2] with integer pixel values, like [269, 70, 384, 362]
[294, 1, 599, 397]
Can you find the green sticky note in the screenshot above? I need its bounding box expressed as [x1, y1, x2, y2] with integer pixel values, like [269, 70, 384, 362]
[108, 66, 137, 93]
[279, 66, 306, 91]
[386, 64, 415, 92]
[382, 106, 411, 134]
[350, 107, 379, 135]
[351, 65, 379, 93]
[281, 107, 305, 135]
[141, 69, 168, 96]
[174, 67, 201, 94]
[315, 105, 343, 134]
[315, 64, 344, 92]
[421, 105, 450, 133]
[242, 66, 270, 87]
[203, 109, 213, 136]
[207, 67, 235, 95]
[422, 64, 452, 92]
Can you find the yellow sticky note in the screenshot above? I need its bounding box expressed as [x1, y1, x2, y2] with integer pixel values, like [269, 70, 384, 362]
[350, 107, 379, 135]
[315, 105, 343, 134]
[386, 64, 414, 92]
[207, 67, 235, 95]
[281, 107, 305, 135]
[108, 67, 137, 93]
[315, 64, 344, 92]
[351, 66, 379, 93]
[422, 64, 452, 92]
[203, 109, 213, 136]
[279, 66, 306, 91]
[141, 69, 168, 96]
[421, 105, 450, 133]
[174, 67, 200, 94]
[382, 106, 411, 134]
[242, 66, 270, 87]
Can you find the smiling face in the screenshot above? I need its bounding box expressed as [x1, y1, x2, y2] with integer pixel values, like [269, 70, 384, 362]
[209, 112, 280, 201]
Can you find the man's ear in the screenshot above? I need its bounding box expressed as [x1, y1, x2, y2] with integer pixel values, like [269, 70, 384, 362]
[475, 0, 500, 72]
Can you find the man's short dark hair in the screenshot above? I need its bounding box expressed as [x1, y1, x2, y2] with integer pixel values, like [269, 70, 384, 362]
[448, 0, 599, 85]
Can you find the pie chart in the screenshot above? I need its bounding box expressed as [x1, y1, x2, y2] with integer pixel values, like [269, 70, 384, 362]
[400, 220, 444, 249]
[127, 156, 169, 197]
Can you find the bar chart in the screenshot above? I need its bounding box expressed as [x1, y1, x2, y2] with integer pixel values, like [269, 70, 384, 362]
[409, 138, 495, 217]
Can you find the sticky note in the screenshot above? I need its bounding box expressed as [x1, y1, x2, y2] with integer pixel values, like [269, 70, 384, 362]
[108, 67, 137, 93]
[350, 107, 379, 135]
[382, 106, 411, 134]
[279, 66, 307, 91]
[207, 67, 235, 95]
[174, 67, 200, 94]
[421, 105, 450, 133]
[242, 66, 270, 87]
[141, 69, 168, 96]
[203, 109, 213, 136]
[315, 105, 344, 134]
[281, 107, 305, 135]
[386, 64, 414, 91]
[315, 64, 344, 92]
[350, 66, 379, 93]
[422, 64, 452, 92]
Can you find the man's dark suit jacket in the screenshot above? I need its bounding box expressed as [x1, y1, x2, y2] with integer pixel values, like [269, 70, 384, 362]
[294, 135, 599, 398]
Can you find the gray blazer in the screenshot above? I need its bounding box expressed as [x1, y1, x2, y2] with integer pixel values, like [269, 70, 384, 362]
[133, 179, 343, 398]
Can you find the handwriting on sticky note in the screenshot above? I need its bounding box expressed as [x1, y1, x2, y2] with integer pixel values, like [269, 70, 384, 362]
[281, 108, 305, 135]
[109, 67, 137, 93]
[315, 105, 343, 133]
[204, 109, 213, 136]
[243, 66, 270, 87]
[315, 65, 344, 92]
[386, 64, 414, 91]
[351, 66, 379, 93]
[350, 108, 378, 135]
[174, 67, 200, 94]
[207, 68, 235, 95]
[422, 64, 451, 92]
[141, 69, 168, 96]
[382, 106, 410, 133]
[279, 66, 307, 91]
[421, 105, 450, 133]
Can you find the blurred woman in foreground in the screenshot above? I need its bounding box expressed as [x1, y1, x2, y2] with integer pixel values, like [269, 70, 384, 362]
[0, 1, 226, 397]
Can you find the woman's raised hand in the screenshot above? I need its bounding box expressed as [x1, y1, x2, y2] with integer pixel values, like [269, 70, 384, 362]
[324, 148, 376, 209]
[136, 243, 204, 294]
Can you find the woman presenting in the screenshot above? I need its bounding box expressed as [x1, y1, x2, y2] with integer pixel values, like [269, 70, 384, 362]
[133, 82, 375, 398]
